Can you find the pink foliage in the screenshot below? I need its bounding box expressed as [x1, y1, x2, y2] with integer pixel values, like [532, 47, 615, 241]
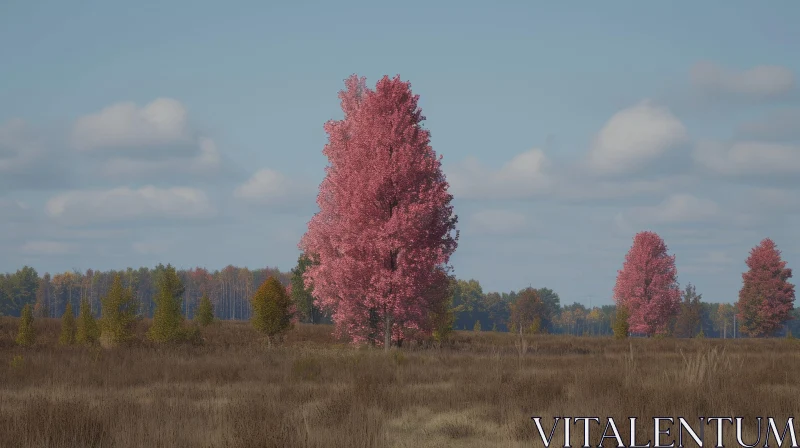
[737, 238, 795, 337]
[613, 231, 681, 336]
[300, 74, 458, 346]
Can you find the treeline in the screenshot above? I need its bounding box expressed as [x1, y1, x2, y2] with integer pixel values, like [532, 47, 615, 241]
[3, 264, 796, 338]
[0, 265, 293, 322]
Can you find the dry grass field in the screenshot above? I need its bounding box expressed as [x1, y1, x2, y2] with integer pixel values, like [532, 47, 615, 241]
[1, 317, 799, 448]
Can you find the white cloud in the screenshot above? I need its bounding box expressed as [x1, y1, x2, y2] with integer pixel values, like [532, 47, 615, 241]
[469, 209, 528, 235]
[587, 100, 688, 176]
[446, 148, 551, 199]
[623, 194, 721, 225]
[72, 98, 191, 151]
[234, 168, 314, 204]
[101, 137, 221, 177]
[70, 98, 223, 181]
[693, 140, 800, 177]
[737, 108, 800, 141]
[0, 119, 40, 172]
[556, 175, 693, 202]
[45, 186, 214, 225]
[690, 61, 795, 98]
[20, 241, 75, 255]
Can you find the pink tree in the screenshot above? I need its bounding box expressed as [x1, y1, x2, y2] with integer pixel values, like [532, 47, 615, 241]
[737, 238, 795, 337]
[613, 231, 681, 336]
[300, 74, 459, 349]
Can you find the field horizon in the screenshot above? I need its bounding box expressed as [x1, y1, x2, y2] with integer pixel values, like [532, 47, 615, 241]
[2, 317, 799, 447]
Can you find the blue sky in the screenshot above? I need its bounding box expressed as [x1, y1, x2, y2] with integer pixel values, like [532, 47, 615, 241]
[1, 1, 799, 306]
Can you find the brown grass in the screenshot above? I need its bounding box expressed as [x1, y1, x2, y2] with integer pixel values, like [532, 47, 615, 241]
[1, 317, 799, 447]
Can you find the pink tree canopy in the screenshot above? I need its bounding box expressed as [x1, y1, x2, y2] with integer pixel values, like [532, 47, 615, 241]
[300, 74, 458, 348]
[737, 238, 795, 337]
[613, 231, 681, 336]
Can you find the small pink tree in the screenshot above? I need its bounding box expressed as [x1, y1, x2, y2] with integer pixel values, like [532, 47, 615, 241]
[300, 74, 459, 350]
[737, 238, 795, 337]
[613, 231, 681, 336]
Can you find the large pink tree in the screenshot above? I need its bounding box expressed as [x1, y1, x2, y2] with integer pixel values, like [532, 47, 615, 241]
[737, 238, 795, 337]
[300, 74, 459, 349]
[613, 231, 681, 336]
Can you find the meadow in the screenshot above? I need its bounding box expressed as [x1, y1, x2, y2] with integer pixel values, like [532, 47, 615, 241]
[1, 317, 799, 448]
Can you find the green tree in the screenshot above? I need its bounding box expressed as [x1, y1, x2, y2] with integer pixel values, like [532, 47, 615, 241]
[536, 287, 561, 331]
[16, 303, 35, 346]
[76, 297, 99, 344]
[428, 273, 456, 343]
[251, 276, 294, 346]
[148, 264, 186, 343]
[195, 294, 214, 327]
[674, 283, 703, 338]
[1, 266, 39, 317]
[290, 254, 321, 323]
[613, 305, 630, 339]
[59, 301, 76, 345]
[473, 319, 481, 332]
[100, 274, 138, 346]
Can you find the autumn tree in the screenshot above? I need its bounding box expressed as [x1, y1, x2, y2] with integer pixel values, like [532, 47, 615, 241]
[195, 294, 214, 327]
[290, 254, 321, 323]
[100, 274, 138, 346]
[148, 264, 187, 343]
[613, 231, 681, 336]
[737, 238, 795, 337]
[76, 297, 99, 344]
[16, 303, 35, 346]
[59, 301, 76, 345]
[300, 74, 459, 350]
[509, 288, 545, 334]
[674, 283, 703, 338]
[251, 276, 295, 346]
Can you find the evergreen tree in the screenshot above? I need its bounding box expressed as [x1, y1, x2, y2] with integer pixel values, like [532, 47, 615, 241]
[251, 276, 295, 346]
[195, 294, 214, 327]
[148, 264, 186, 343]
[59, 301, 76, 345]
[16, 303, 35, 346]
[100, 274, 138, 345]
[674, 283, 703, 338]
[76, 297, 99, 344]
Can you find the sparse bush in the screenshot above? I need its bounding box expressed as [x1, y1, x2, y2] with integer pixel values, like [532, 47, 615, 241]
[148, 264, 187, 344]
[613, 305, 630, 339]
[76, 297, 100, 345]
[100, 274, 138, 346]
[251, 276, 295, 346]
[16, 304, 35, 347]
[9, 354, 23, 369]
[59, 301, 76, 345]
[195, 294, 214, 327]
[291, 356, 322, 380]
[473, 320, 481, 332]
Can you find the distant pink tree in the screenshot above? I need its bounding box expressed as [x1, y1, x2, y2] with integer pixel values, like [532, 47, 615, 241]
[300, 74, 459, 350]
[737, 238, 795, 337]
[613, 231, 681, 336]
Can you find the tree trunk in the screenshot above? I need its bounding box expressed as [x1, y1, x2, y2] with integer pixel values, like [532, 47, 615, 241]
[384, 315, 393, 351]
